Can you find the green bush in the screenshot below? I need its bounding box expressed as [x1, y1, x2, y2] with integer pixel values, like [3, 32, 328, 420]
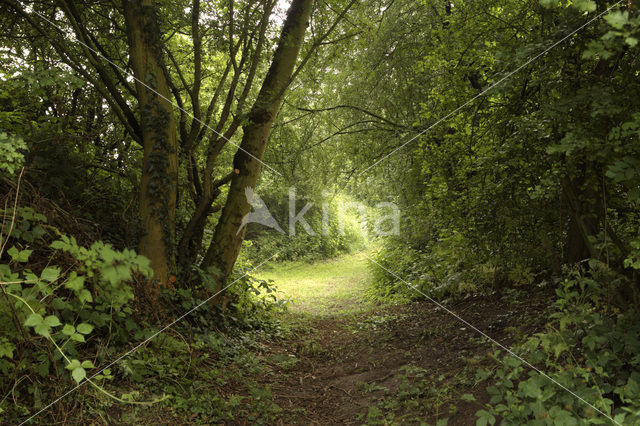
[474, 263, 640, 425]
[163, 258, 287, 333]
[243, 193, 367, 262]
[0, 132, 27, 176]
[369, 232, 501, 302]
[0, 207, 151, 420]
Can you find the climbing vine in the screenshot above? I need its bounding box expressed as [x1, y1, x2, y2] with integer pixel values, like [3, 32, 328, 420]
[131, 0, 178, 266]
[141, 71, 175, 260]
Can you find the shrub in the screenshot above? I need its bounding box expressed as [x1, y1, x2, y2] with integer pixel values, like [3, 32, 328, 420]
[0, 206, 151, 420]
[474, 262, 640, 425]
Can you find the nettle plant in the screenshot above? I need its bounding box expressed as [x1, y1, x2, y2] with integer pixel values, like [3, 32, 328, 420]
[0, 206, 152, 416]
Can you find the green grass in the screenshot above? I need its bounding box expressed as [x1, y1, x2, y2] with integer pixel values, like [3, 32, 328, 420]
[257, 252, 374, 316]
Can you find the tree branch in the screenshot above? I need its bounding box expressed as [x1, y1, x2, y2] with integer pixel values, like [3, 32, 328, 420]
[295, 104, 407, 128]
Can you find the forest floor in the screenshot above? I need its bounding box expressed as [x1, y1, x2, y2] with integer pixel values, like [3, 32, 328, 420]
[108, 252, 554, 425]
[249, 252, 554, 425]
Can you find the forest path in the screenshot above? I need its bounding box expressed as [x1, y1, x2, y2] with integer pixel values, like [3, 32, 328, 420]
[253, 253, 551, 424]
[257, 251, 375, 317]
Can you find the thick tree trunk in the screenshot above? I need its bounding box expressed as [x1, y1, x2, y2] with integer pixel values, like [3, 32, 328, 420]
[562, 174, 600, 263]
[123, 0, 178, 286]
[201, 0, 313, 294]
[565, 210, 591, 263]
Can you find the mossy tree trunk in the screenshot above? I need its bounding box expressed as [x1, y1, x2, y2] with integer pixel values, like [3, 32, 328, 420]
[123, 0, 178, 287]
[201, 0, 313, 296]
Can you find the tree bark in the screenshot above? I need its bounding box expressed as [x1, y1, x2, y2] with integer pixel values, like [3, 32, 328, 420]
[123, 0, 178, 286]
[562, 175, 600, 263]
[201, 0, 313, 294]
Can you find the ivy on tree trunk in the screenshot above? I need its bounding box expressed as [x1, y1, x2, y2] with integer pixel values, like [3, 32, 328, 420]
[123, 0, 178, 288]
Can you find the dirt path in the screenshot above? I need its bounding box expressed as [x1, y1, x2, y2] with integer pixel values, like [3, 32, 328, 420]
[254, 253, 553, 425]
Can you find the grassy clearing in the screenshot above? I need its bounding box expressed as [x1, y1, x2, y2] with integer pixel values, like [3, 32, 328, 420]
[257, 251, 375, 316]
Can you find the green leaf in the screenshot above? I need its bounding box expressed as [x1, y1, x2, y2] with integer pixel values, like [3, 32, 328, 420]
[0, 338, 15, 359]
[519, 379, 543, 399]
[40, 267, 61, 283]
[552, 341, 568, 359]
[81, 360, 95, 369]
[70, 333, 85, 342]
[574, 0, 596, 12]
[50, 240, 68, 250]
[43, 315, 61, 327]
[101, 265, 120, 285]
[76, 323, 94, 335]
[34, 323, 51, 337]
[65, 273, 85, 291]
[61, 324, 75, 336]
[539, 0, 558, 8]
[475, 409, 496, 426]
[52, 298, 72, 310]
[8, 246, 32, 262]
[461, 393, 476, 402]
[604, 11, 629, 30]
[65, 359, 81, 370]
[625, 37, 638, 47]
[24, 313, 43, 327]
[94, 368, 113, 381]
[78, 289, 93, 303]
[71, 366, 86, 384]
[31, 225, 46, 240]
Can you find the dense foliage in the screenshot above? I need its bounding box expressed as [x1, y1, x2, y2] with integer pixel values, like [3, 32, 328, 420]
[1, 0, 639, 423]
[267, 0, 640, 423]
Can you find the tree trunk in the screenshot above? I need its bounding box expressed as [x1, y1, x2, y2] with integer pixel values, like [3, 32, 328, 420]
[176, 173, 231, 270]
[123, 0, 178, 286]
[562, 175, 600, 263]
[201, 0, 313, 295]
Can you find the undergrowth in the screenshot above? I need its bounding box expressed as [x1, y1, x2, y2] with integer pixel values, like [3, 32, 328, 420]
[468, 262, 640, 425]
[0, 182, 289, 423]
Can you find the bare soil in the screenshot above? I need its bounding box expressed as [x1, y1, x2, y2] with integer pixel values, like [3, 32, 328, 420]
[253, 288, 554, 425]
